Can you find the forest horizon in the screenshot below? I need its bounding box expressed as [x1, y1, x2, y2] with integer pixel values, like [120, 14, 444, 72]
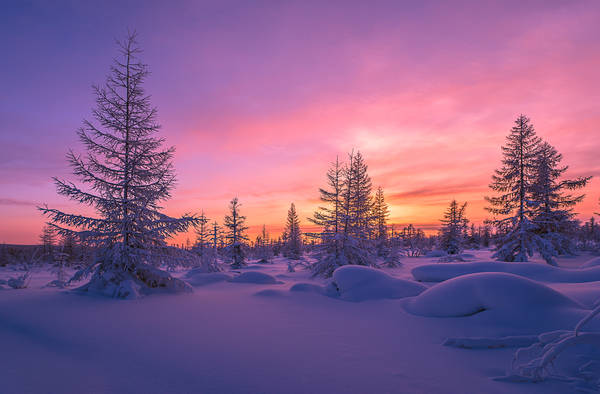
[1, 1, 599, 245]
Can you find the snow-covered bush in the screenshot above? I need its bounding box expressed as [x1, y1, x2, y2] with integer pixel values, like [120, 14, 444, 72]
[7, 272, 31, 289]
[500, 302, 600, 391]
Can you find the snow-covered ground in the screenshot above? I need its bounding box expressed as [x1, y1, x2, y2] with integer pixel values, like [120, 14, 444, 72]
[2, 249, 600, 393]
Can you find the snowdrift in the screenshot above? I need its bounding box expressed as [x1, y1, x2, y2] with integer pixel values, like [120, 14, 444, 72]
[184, 271, 232, 287]
[78, 264, 194, 299]
[582, 257, 600, 268]
[331, 265, 426, 302]
[404, 272, 583, 320]
[412, 261, 600, 283]
[229, 271, 283, 284]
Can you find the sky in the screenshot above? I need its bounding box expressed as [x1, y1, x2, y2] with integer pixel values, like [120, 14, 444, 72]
[1, 0, 599, 245]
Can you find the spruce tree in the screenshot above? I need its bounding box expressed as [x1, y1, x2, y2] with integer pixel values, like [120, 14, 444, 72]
[38, 33, 198, 297]
[486, 115, 543, 263]
[283, 203, 302, 259]
[345, 151, 374, 239]
[223, 197, 249, 268]
[372, 186, 390, 256]
[529, 141, 591, 260]
[210, 220, 222, 263]
[439, 200, 468, 255]
[39, 224, 57, 262]
[256, 224, 273, 263]
[308, 157, 345, 276]
[309, 152, 376, 276]
[194, 211, 209, 259]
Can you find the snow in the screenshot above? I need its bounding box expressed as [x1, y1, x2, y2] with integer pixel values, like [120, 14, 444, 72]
[229, 271, 283, 284]
[1, 250, 600, 393]
[184, 271, 232, 287]
[331, 265, 426, 302]
[412, 261, 600, 283]
[404, 272, 584, 322]
[582, 256, 600, 268]
[443, 335, 539, 349]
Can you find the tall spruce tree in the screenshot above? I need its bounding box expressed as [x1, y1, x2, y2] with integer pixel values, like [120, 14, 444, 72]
[486, 115, 543, 263]
[308, 157, 344, 276]
[309, 152, 376, 276]
[529, 141, 591, 260]
[283, 203, 302, 259]
[210, 221, 222, 262]
[372, 186, 390, 256]
[194, 211, 210, 261]
[345, 151, 374, 239]
[38, 33, 198, 297]
[223, 197, 249, 268]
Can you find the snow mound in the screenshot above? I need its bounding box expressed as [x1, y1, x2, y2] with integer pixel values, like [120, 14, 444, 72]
[582, 257, 600, 268]
[229, 271, 282, 284]
[412, 261, 600, 283]
[331, 265, 426, 302]
[184, 271, 232, 287]
[77, 264, 193, 299]
[405, 272, 582, 318]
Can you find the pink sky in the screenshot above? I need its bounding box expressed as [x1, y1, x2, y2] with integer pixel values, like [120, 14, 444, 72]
[1, 1, 599, 245]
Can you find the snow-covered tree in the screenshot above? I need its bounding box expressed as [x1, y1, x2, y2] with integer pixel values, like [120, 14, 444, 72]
[400, 224, 428, 257]
[486, 115, 543, 263]
[372, 186, 390, 256]
[309, 157, 344, 276]
[464, 223, 481, 249]
[61, 232, 78, 263]
[223, 197, 249, 268]
[210, 220, 222, 262]
[255, 224, 273, 263]
[39, 224, 57, 262]
[345, 151, 375, 240]
[439, 200, 468, 255]
[481, 224, 492, 248]
[309, 152, 376, 276]
[194, 211, 210, 259]
[283, 203, 302, 259]
[529, 141, 591, 260]
[38, 33, 198, 298]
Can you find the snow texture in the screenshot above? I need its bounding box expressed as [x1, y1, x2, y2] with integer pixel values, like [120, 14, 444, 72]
[229, 271, 283, 284]
[412, 261, 600, 283]
[331, 265, 426, 302]
[184, 271, 232, 287]
[404, 272, 582, 318]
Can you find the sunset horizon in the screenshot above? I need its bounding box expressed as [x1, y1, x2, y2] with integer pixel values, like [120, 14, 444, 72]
[3, 1, 599, 246]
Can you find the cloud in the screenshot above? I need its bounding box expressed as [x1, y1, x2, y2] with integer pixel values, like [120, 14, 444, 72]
[0, 198, 37, 207]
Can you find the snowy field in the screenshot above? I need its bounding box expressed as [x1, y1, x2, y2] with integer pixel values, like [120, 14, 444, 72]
[2, 250, 600, 394]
